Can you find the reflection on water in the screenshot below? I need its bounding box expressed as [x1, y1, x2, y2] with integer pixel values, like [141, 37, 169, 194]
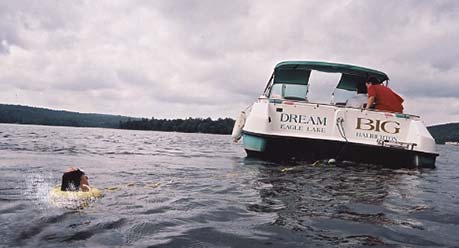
[250, 163, 422, 246]
[0, 124, 459, 247]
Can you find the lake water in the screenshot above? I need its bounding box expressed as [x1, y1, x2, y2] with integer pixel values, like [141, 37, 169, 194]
[1, 123, 458, 247]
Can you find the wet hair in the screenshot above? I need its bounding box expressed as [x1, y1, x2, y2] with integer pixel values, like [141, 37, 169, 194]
[356, 82, 367, 94]
[366, 76, 381, 85]
[61, 169, 85, 191]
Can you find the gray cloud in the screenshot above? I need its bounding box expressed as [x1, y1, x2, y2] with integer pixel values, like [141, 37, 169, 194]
[0, 40, 10, 55]
[0, 0, 458, 125]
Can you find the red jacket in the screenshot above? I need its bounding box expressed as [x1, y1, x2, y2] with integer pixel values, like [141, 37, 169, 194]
[367, 84, 404, 113]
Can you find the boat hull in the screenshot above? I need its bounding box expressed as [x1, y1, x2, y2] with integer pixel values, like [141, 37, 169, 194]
[243, 131, 437, 168]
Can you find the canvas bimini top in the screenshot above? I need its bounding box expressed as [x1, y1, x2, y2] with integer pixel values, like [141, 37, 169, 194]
[273, 61, 389, 91]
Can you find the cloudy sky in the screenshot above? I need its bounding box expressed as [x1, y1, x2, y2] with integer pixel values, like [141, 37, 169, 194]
[1, 0, 458, 125]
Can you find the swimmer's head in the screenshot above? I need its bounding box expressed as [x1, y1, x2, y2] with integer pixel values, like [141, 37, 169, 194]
[61, 168, 86, 191]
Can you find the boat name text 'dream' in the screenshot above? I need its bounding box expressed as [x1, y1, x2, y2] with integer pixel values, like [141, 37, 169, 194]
[279, 113, 327, 133]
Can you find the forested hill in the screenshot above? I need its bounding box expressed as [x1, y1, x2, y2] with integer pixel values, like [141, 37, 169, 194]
[0, 104, 235, 134]
[0, 104, 134, 128]
[427, 122, 459, 144]
[119, 117, 235, 135]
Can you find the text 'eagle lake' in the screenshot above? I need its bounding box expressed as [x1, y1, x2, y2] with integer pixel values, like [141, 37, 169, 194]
[279, 113, 327, 133]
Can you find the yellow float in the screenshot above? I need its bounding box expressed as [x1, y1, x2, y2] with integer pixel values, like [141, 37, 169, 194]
[49, 186, 103, 209]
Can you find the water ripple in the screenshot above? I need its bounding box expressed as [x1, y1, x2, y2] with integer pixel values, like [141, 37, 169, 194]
[1, 124, 459, 247]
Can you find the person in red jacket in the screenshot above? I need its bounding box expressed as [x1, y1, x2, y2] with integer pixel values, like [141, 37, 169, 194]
[365, 76, 404, 113]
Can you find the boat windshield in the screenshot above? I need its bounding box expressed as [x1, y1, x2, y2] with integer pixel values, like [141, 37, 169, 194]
[269, 83, 308, 101]
[265, 61, 390, 104]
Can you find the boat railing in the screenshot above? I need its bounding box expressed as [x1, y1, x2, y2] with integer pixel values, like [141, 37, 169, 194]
[262, 96, 420, 119]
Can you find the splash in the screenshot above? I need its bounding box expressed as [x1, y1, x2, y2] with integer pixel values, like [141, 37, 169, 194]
[22, 172, 56, 210]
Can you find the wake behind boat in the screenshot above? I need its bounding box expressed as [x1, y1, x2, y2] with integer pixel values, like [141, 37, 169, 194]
[232, 61, 438, 168]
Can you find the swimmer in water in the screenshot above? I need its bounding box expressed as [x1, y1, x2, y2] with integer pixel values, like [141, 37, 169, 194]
[61, 167, 90, 192]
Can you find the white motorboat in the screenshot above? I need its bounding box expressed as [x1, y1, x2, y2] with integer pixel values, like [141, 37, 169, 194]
[232, 61, 438, 168]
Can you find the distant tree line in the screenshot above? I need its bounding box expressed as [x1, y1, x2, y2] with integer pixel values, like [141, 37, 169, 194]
[0, 104, 133, 128]
[0, 104, 236, 134]
[119, 117, 235, 135]
[427, 123, 459, 144]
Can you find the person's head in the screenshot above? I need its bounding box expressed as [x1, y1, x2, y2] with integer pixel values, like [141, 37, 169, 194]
[366, 76, 381, 86]
[356, 82, 367, 94]
[61, 168, 88, 191]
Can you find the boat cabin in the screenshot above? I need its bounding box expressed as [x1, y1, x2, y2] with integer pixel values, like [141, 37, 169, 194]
[263, 61, 389, 106]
